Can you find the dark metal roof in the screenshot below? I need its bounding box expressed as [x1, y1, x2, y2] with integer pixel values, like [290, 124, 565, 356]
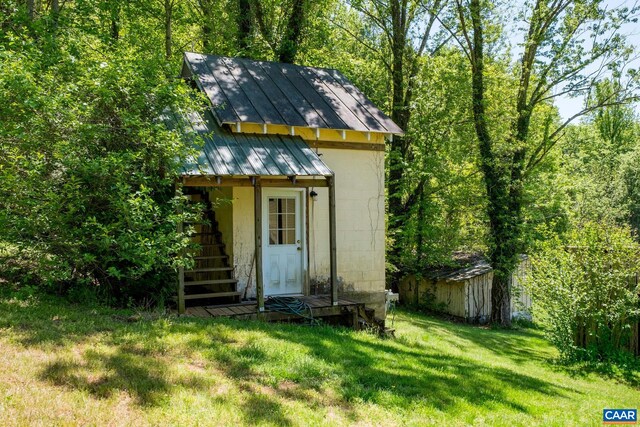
[182, 52, 404, 135]
[163, 108, 333, 177]
[426, 254, 529, 282]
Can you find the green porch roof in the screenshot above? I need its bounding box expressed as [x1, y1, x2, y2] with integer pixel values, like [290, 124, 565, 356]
[164, 109, 333, 177]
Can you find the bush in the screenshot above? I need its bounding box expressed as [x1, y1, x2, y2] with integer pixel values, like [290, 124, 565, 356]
[0, 39, 203, 305]
[529, 222, 640, 362]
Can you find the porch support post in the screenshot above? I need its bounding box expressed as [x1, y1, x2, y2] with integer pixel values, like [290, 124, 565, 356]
[254, 177, 265, 312]
[328, 174, 338, 306]
[176, 181, 185, 314]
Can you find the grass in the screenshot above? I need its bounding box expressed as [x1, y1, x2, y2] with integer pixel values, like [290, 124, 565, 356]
[0, 293, 638, 426]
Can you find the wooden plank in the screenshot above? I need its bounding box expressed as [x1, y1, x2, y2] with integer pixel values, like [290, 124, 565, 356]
[262, 178, 329, 188]
[185, 267, 234, 273]
[183, 292, 241, 300]
[236, 305, 256, 314]
[219, 307, 236, 316]
[255, 178, 265, 312]
[183, 176, 330, 188]
[194, 255, 228, 260]
[183, 176, 253, 187]
[186, 306, 209, 318]
[177, 183, 186, 315]
[229, 306, 247, 315]
[183, 280, 238, 286]
[328, 175, 338, 306]
[307, 298, 322, 308]
[206, 308, 225, 317]
[311, 140, 385, 152]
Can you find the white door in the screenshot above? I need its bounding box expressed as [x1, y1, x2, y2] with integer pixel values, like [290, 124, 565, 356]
[263, 189, 305, 296]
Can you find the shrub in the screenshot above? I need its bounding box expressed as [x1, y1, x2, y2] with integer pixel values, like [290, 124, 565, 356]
[0, 42, 203, 306]
[529, 222, 640, 362]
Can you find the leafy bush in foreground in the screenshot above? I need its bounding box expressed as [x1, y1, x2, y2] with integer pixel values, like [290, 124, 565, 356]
[529, 222, 640, 362]
[0, 35, 201, 305]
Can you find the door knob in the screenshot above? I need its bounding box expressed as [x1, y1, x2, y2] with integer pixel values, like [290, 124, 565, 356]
[297, 247, 302, 251]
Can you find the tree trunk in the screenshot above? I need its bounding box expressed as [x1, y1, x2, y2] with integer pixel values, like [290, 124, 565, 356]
[467, 0, 513, 326]
[164, 0, 172, 59]
[27, 0, 35, 21]
[277, 0, 305, 63]
[386, 0, 412, 271]
[237, 0, 252, 54]
[110, 3, 120, 42]
[51, 0, 59, 29]
[202, 21, 213, 52]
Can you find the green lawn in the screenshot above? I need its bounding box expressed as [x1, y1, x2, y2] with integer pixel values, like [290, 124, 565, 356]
[0, 293, 637, 426]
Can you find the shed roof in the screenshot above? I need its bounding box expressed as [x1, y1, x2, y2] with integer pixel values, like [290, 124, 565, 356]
[164, 108, 333, 177]
[426, 254, 529, 282]
[182, 52, 404, 135]
[434, 259, 493, 282]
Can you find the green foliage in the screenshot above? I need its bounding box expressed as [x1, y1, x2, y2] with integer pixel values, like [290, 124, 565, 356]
[396, 50, 487, 270]
[1, 0, 638, 320]
[0, 6, 202, 305]
[620, 147, 640, 235]
[529, 222, 640, 362]
[560, 93, 639, 231]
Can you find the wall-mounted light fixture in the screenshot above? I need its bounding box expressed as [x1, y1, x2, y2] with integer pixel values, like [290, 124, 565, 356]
[310, 190, 318, 202]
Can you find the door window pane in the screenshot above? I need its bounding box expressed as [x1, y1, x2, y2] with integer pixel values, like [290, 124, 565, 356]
[268, 197, 296, 245]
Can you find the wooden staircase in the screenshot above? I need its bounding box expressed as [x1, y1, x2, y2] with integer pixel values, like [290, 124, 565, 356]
[179, 190, 241, 310]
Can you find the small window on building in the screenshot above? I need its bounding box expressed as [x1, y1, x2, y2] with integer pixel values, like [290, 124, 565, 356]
[268, 197, 296, 245]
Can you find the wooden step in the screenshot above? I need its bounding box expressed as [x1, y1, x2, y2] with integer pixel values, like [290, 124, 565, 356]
[186, 267, 233, 273]
[194, 255, 227, 260]
[183, 291, 241, 300]
[184, 279, 238, 286]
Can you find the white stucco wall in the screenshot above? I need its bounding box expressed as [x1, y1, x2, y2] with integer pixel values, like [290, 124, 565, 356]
[309, 148, 386, 294]
[221, 147, 386, 311]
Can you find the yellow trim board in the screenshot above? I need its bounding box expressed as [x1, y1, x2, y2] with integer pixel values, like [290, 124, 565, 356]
[227, 122, 391, 144]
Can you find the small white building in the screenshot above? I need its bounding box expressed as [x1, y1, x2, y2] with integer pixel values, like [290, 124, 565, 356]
[170, 53, 403, 321]
[399, 256, 532, 323]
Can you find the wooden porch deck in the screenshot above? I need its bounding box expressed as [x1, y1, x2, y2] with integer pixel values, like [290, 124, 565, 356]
[182, 295, 364, 328]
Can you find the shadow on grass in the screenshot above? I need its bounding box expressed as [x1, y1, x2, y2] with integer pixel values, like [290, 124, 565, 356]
[401, 314, 550, 365]
[40, 348, 172, 406]
[0, 294, 582, 423]
[259, 327, 566, 413]
[166, 317, 572, 420]
[551, 357, 640, 388]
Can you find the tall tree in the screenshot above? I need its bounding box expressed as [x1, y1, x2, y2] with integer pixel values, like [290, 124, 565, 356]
[346, 0, 448, 272]
[237, 0, 253, 53]
[252, 0, 316, 63]
[452, 0, 639, 325]
[163, 0, 176, 59]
